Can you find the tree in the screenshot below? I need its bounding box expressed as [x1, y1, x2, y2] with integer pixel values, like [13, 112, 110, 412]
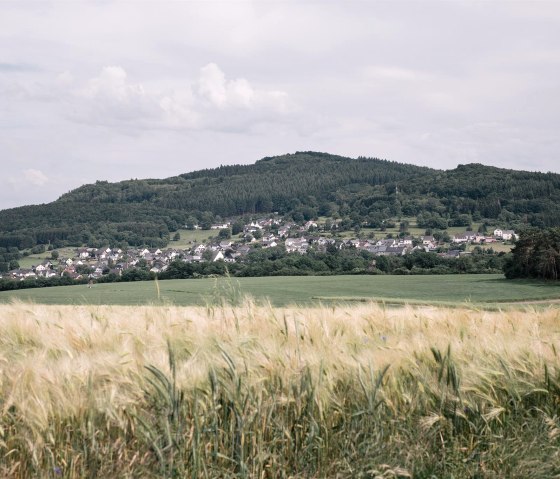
[185, 216, 198, 230]
[51, 250, 59, 260]
[504, 227, 560, 280]
[219, 228, 232, 239]
[231, 221, 244, 235]
[173, 232, 181, 241]
[76, 264, 93, 275]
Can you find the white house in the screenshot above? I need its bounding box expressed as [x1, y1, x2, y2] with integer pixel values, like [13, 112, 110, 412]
[210, 251, 224, 262]
[503, 230, 518, 241]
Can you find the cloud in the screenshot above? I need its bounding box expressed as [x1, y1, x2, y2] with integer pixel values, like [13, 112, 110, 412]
[22, 169, 49, 186]
[0, 62, 40, 73]
[2, 0, 560, 212]
[66, 63, 292, 132]
[198, 63, 228, 108]
[81, 66, 144, 102]
[365, 66, 430, 82]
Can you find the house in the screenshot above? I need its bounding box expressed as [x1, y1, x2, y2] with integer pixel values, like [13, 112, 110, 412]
[285, 238, 308, 254]
[311, 237, 332, 246]
[420, 235, 437, 249]
[34, 262, 51, 273]
[367, 245, 388, 255]
[219, 240, 233, 250]
[77, 248, 90, 259]
[303, 221, 318, 230]
[209, 251, 224, 262]
[163, 249, 181, 261]
[376, 238, 397, 247]
[278, 224, 294, 238]
[193, 244, 207, 255]
[94, 248, 112, 260]
[211, 223, 230, 230]
[236, 245, 252, 256]
[208, 243, 222, 251]
[242, 233, 257, 243]
[10, 269, 36, 279]
[262, 239, 278, 248]
[501, 230, 517, 241]
[452, 231, 476, 243]
[223, 251, 238, 263]
[150, 261, 168, 273]
[397, 236, 413, 246]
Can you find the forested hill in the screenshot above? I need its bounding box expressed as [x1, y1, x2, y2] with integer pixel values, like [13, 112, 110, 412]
[56, 152, 430, 215]
[1, 151, 559, 249]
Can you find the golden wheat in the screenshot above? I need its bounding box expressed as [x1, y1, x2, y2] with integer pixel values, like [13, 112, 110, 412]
[1, 299, 559, 477]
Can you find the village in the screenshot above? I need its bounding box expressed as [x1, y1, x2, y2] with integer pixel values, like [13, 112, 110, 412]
[1, 217, 517, 281]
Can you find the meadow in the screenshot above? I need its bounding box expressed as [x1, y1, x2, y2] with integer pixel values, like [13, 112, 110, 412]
[1, 274, 559, 307]
[1, 300, 560, 477]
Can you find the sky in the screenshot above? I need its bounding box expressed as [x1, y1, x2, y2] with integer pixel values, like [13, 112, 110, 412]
[1, 1, 560, 210]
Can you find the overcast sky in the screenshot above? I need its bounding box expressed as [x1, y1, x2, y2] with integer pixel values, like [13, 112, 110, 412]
[1, 1, 560, 210]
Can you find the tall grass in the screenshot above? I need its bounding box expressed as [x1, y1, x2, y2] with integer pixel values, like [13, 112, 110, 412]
[1, 300, 560, 477]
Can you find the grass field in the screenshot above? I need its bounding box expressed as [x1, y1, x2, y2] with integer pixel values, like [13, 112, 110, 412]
[169, 228, 219, 248]
[2, 301, 560, 477]
[17, 247, 77, 269]
[1, 274, 559, 307]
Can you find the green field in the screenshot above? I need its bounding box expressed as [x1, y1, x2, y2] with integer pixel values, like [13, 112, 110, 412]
[2, 274, 559, 307]
[169, 229, 219, 248]
[17, 247, 76, 269]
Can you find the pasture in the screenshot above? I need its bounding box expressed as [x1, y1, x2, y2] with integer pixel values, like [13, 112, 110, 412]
[1, 300, 560, 477]
[169, 228, 219, 248]
[1, 273, 559, 307]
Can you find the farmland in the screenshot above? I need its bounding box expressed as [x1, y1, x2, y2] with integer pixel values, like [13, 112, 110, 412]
[1, 300, 560, 477]
[1, 273, 559, 307]
[2, 273, 560, 476]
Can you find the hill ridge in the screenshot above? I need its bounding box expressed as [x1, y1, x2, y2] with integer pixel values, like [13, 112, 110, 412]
[1, 151, 559, 250]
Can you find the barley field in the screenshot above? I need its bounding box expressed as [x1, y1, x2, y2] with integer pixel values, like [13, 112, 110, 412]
[1, 300, 560, 477]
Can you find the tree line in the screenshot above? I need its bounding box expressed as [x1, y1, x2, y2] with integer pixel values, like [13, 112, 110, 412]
[504, 228, 560, 280]
[0, 247, 507, 292]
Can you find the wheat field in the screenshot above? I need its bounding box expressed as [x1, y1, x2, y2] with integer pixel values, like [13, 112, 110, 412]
[1, 299, 560, 477]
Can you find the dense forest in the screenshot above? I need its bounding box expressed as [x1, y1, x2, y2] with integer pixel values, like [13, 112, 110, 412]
[1, 151, 560, 250]
[504, 228, 560, 280]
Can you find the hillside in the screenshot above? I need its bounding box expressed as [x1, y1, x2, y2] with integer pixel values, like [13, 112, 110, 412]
[1, 151, 559, 250]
